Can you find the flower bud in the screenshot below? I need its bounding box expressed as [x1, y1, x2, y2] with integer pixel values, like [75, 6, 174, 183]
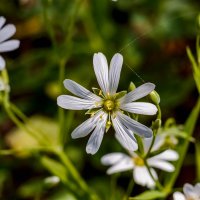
[128, 82, 136, 92]
[149, 90, 160, 104]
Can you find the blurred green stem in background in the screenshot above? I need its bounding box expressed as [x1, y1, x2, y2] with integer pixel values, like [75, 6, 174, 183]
[41, 0, 83, 147]
[186, 14, 200, 94]
[40, 1, 101, 199]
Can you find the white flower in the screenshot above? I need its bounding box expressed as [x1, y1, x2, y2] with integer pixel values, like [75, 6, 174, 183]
[0, 16, 20, 70]
[173, 183, 200, 200]
[57, 52, 157, 154]
[101, 137, 179, 188]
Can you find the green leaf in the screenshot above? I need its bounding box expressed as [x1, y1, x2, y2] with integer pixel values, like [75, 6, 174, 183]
[129, 190, 166, 200]
[187, 46, 200, 93]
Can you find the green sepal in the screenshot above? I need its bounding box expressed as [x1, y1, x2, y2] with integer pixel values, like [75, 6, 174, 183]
[92, 87, 102, 96]
[85, 107, 101, 115]
[114, 91, 127, 99]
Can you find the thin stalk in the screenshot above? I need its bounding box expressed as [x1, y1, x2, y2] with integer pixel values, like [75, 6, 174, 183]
[3, 103, 48, 146]
[110, 174, 119, 200]
[144, 160, 164, 191]
[145, 104, 161, 158]
[122, 179, 134, 200]
[41, 0, 56, 48]
[56, 150, 100, 200]
[9, 103, 52, 144]
[144, 129, 157, 159]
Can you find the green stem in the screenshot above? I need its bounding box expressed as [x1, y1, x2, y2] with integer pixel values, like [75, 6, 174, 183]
[4, 104, 48, 146]
[145, 130, 156, 159]
[55, 150, 100, 200]
[145, 104, 161, 158]
[41, 0, 56, 48]
[9, 103, 52, 144]
[122, 179, 134, 200]
[145, 160, 164, 191]
[110, 174, 119, 200]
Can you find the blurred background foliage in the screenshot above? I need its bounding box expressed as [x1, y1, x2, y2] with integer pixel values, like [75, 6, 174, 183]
[0, 0, 200, 199]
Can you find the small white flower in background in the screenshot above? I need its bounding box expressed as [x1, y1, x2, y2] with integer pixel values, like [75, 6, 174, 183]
[173, 183, 200, 200]
[57, 52, 157, 155]
[0, 78, 10, 92]
[44, 176, 60, 186]
[0, 16, 20, 70]
[101, 136, 179, 188]
[142, 133, 178, 153]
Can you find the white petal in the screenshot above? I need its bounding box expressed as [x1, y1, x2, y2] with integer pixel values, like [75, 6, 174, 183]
[109, 53, 123, 94]
[116, 111, 153, 138]
[86, 113, 107, 155]
[133, 166, 157, 188]
[120, 102, 157, 115]
[112, 114, 138, 152]
[143, 134, 167, 153]
[57, 95, 97, 110]
[71, 111, 102, 139]
[173, 192, 186, 200]
[101, 153, 130, 165]
[147, 159, 175, 172]
[93, 52, 109, 95]
[106, 157, 134, 174]
[151, 135, 166, 151]
[0, 40, 20, 52]
[63, 79, 102, 101]
[183, 183, 197, 199]
[149, 149, 179, 161]
[0, 24, 16, 43]
[194, 183, 200, 196]
[115, 132, 138, 152]
[0, 55, 5, 70]
[119, 82, 155, 103]
[0, 17, 6, 29]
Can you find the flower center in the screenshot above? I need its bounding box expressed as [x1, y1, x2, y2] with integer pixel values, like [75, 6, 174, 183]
[104, 99, 115, 112]
[133, 156, 144, 166]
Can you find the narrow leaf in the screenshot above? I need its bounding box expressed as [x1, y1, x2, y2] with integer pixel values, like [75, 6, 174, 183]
[129, 190, 166, 200]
